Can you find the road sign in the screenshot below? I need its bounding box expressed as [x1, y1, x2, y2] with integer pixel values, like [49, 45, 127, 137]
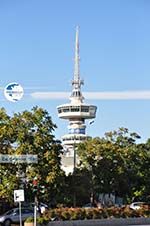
[0, 154, 38, 163]
[14, 189, 24, 202]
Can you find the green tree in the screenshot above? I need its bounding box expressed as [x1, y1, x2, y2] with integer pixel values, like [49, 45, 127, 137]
[0, 108, 19, 203]
[0, 107, 65, 204]
[77, 128, 148, 203]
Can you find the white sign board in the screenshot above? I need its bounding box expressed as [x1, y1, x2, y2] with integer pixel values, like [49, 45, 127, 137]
[0, 154, 38, 163]
[14, 189, 24, 202]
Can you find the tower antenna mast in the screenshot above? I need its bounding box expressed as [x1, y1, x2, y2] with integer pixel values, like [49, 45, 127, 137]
[72, 26, 84, 90]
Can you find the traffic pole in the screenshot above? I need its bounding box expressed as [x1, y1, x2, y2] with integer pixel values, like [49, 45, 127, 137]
[19, 201, 22, 226]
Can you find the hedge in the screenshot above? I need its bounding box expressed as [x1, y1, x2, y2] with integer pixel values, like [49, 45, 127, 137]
[42, 206, 150, 221]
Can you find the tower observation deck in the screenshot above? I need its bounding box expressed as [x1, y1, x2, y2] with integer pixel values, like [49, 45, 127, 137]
[57, 27, 97, 173]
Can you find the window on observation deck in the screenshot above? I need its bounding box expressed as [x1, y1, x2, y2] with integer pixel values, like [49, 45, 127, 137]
[63, 107, 70, 112]
[58, 108, 62, 113]
[70, 106, 80, 112]
[58, 107, 70, 113]
[81, 106, 89, 112]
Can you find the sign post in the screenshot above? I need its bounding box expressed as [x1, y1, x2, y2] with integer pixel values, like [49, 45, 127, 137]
[14, 190, 24, 226]
[19, 201, 22, 226]
[34, 195, 38, 226]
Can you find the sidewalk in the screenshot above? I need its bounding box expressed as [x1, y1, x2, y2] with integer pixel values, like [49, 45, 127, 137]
[47, 217, 150, 226]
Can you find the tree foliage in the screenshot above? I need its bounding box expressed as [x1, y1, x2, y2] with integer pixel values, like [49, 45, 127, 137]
[77, 128, 150, 203]
[0, 107, 65, 204]
[1, 107, 150, 208]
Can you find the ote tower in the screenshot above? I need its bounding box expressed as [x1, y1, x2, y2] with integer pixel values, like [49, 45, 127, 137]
[57, 27, 97, 173]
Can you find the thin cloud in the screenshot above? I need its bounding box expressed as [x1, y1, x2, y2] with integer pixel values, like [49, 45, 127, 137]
[31, 92, 69, 99]
[31, 90, 150, 100]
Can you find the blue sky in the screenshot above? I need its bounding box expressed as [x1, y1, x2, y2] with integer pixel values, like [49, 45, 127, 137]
[0, 0, 150, 143]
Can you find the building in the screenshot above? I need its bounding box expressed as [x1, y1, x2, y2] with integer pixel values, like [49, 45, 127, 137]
[57, 27, 97, 174]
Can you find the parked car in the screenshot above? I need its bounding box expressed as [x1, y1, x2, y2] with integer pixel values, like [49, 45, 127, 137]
[38, 203, 48, 213]
[0, 208, 34, 226]
[129, 202, 145, 210]
[22, 202, 48, 213]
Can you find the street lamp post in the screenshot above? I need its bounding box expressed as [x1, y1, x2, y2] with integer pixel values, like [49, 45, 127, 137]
[73, 137, 76, 173]
[88, 121, 95, 206]
[90, 164, 94, 206]
[73, 135, 76, 207]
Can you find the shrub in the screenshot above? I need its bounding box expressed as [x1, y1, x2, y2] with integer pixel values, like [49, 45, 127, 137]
[25, 217, 34, 223]
[37, 216, 49, 225]
[45, 206, 150, 221]
[92, 208, 103, 219]
[61, 209, 71, 220]
[69, 208, 85, 220]
[25, 216, 49, 225]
